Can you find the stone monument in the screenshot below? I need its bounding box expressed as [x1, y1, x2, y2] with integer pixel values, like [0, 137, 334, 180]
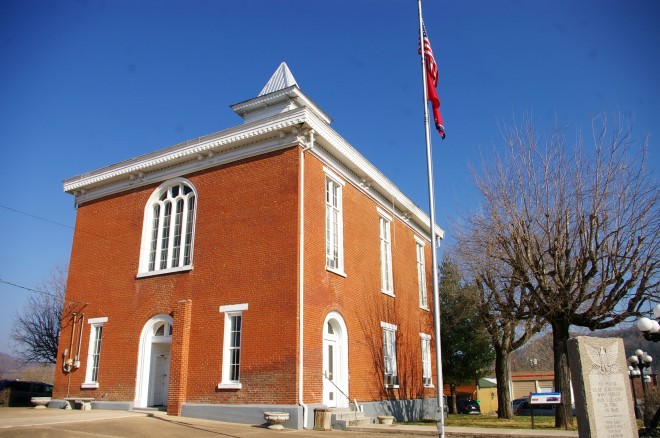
[567, 336, 638, 438]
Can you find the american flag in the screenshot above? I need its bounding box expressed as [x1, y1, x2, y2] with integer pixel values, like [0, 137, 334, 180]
[420, 24, 438, 87]
[419, 23, 445, 139]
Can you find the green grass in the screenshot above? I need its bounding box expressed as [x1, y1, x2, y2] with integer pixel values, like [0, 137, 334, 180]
[406, 414, 579, 431]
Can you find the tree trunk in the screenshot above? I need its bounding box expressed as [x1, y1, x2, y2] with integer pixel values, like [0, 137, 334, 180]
[494, 346, 513, 418]
[450, 384, 457, 414]
[551, 319, 574, 428]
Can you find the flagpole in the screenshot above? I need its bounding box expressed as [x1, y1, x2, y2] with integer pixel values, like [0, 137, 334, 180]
[416, 1, 445, 437]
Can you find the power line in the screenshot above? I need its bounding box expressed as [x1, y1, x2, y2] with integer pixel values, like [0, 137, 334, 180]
[0, 278, 86, 305]
[0, 278, 61, 299]
[0, 203, 133, 248]
[0, 204, 74, 231]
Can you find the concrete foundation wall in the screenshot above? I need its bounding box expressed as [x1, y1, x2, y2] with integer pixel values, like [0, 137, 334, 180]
[361, 397, 440, 423]
[181, 403, 303, 430]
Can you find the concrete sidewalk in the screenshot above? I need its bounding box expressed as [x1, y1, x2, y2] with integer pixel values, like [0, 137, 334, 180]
[0, 408, 578, 437]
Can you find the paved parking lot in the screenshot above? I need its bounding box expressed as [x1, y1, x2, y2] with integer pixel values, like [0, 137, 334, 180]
[0, 409, 419, 438]
[0, 408, 578, 438]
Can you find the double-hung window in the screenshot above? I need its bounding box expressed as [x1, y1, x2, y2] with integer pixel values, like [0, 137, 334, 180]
[82, 317, 107, 389]
[378, 209, 394, 295]
[421, 333, 433, 387]
[381, 322, 398, 387]
[325, 169, 345, 275]
[218, 304, 248, 389]
[415, 237, 428, 309]
[138, 178, 197, 277]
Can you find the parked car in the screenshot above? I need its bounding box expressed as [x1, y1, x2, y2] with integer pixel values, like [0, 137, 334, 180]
[0, 380, 53, 407]
[512, 397, 527, 411]
[457, 399, 481, 415]
[514, 400, 555, 416]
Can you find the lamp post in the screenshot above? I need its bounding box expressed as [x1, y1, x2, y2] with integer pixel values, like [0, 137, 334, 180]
[628, 365, 641, 419]
[636, 304, 660, 342]
[634, 303, 660, 431]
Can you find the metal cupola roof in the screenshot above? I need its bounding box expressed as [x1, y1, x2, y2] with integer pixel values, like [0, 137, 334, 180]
[258, 62, 298, 96]
[230, 62, 332, 125]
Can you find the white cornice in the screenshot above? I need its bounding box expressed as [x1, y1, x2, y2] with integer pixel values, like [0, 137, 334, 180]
[230, 86, 332, 125]
[64, 104, 443, 240]
[64, 108, 310, 198]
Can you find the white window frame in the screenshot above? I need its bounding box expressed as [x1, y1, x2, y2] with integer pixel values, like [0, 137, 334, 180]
[420, 333, 433, 387]
[378, 208, 394, 296]
[218, 303, 248, 389]
[381, 322, 398, 388]
[415, 236, 428, 309]
[324, 167, 345, 276]
[82, 317, 108, 389]
[137, 178, 197, 278]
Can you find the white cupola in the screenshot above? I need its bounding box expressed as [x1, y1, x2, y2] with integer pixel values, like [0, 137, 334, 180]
[230, 62, 332, 125]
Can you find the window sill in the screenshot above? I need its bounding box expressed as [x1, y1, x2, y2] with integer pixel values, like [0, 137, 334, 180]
[419, 305, 430, 311]
[326, 267, 347, 278]
[81, 382, 99, 389]
[423, 384, 435, 389]
[381, 290, 395, 298]
[136, 265, 193, 279]
[217, 382, 242, 390]
[384, 384, 400, 389]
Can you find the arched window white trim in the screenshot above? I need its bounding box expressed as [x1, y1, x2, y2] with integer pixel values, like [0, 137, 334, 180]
[138, 178, 197, 277]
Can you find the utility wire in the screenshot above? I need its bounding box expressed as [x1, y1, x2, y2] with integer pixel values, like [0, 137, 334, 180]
[0, 278, 86, 305]
[0, 203, 133, 249]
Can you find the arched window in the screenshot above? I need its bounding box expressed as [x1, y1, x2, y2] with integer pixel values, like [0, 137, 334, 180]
[139, 178, 197, 276]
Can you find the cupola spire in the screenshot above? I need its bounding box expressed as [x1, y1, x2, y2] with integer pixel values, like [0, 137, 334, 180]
[258, 62, 298, 96]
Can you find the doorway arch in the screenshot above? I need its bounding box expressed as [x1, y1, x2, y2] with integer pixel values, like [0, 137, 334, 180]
[322, 311, 348, 408]
[135, 315, 173, 408]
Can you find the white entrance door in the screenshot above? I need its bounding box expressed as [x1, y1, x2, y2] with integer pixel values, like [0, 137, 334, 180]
[323, 336, 338, 406]
[323, 319, 342, 407]
[136, 317, 172, 409]
[151, 354, 170, 406]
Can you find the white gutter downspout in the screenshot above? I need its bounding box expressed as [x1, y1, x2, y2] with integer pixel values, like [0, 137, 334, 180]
[299, 129, 314, 428]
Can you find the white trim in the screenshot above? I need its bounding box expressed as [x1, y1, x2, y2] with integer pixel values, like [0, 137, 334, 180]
[138, 178, 198, 275]
[63, 104, 443, 244]
[325, 175, 345, 275]
[322, 166, 345, 186]
[416, 239, 429, 310]
[376, 207, 393, 222]
[322, 312, 349, 408]
[420, 333, 433, 388]
[414, 235, 426, 245]
[134, 314, 173, 408]
[219, 303, 249, 313]
[379, 215, 394, 296]
[137, 265, 193, 278]
[87, 317, 108, 325]
[380, 321, 397, 331]
[219, 306, 247, 388]
[82, 320, 105, 388]
[217, 382, 242, 390]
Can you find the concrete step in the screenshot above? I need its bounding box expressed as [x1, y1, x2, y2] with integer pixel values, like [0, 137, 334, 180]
[330, 408, 374, 429]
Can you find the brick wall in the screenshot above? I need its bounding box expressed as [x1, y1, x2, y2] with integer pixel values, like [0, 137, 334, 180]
[55, 147, 301, 405]
[54, 143, 437, 409]
[301, 152, 437, 405]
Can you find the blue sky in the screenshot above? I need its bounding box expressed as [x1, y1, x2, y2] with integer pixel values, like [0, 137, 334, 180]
[0, 0, 658, 355]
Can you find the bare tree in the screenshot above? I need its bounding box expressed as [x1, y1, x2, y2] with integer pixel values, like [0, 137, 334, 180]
[455, 236, 544, 418]
[464, 114, 658, 428]
[11, 265, 68, 364]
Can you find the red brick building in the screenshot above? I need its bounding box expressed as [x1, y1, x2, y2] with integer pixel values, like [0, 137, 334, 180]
[55, 63, 442, 429]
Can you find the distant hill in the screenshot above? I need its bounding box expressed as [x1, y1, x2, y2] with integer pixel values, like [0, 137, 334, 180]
[0, 352, 22, 380]
[0, 352, 54, 383]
